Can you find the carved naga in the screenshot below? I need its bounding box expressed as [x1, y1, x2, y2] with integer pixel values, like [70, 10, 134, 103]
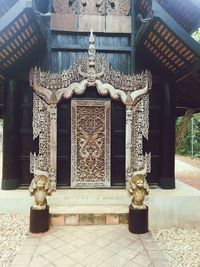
[29, 174, 54, 210]
[127, 154, 149, 209]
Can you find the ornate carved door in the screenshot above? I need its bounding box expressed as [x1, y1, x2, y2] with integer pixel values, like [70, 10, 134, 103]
[71, 99, 111, 187]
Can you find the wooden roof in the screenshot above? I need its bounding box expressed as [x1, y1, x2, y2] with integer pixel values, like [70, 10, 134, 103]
[0, 0, 46, 78]
[137, 0, 200, 33]
[136, 0, 200, 113]
[0, 0, 200, 115]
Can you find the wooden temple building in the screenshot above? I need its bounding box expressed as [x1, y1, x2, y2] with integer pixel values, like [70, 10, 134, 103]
[1, 0, 200, 191]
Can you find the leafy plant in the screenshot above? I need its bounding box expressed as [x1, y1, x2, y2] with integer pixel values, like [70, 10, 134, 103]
[176, 113, 200, 157]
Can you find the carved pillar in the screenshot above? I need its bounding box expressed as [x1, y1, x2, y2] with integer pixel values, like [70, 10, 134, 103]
[159, 82, 175, 189]
[125, 105, 132, 182]
[2, 80, 20, 189]
[49, 104, 57, 190]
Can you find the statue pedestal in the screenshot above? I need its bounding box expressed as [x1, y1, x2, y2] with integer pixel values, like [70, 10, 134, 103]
[128, 205, 149, 234]
[30, 206, 49, 233]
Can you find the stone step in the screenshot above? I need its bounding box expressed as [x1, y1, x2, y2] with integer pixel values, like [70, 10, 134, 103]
[1, 181, 200, 227]
[49, 189, 130, 206]
[50, 205, 129, 226]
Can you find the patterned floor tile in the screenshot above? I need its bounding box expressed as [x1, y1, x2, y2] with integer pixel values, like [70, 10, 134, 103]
[10, 225, 170, 267]
[104, 254, 129, 267]
[52, 255, 76, 267]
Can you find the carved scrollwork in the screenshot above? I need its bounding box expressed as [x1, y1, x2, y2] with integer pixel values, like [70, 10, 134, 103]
[30, 93, 56, 190]
[131, 95, 151, 172]
[30, 31, 152, 105]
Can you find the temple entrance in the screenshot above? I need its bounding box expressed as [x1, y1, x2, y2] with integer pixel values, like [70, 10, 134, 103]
[29, 31, 151, 190]
[57, 88, 126, 188]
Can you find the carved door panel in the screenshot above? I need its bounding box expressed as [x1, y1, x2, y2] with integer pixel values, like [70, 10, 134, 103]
[71, 99, 111, 188]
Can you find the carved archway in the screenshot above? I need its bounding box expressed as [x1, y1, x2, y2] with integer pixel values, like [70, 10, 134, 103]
[29, 31, 152, 190]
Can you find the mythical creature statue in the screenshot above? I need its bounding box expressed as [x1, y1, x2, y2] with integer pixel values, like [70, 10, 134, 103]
[29, 175, 53, 210]
[127, 173, 149, 210]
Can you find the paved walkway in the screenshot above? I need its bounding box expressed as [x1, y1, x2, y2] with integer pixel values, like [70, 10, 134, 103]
[175, 155, 200, 190]
[10, 225, 170, 267]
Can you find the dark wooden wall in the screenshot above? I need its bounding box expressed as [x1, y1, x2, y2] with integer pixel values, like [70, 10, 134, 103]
[41, 32, 131, 73]
[18, 82, 35, 186]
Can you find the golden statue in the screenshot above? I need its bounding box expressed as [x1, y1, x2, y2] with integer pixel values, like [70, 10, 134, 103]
[127, 174, 149, 210]
[29, 175, 53, 210]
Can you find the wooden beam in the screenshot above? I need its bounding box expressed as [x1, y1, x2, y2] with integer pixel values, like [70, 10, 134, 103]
[152, 28, 189, 69]
[176, 59, 200, 83]
[51, 45, 132, 53]
[131, 0, 136, 73]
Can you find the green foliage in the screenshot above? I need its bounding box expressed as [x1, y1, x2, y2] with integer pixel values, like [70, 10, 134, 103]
[192, 28, 200, 43]
[176, 113, 200, 157]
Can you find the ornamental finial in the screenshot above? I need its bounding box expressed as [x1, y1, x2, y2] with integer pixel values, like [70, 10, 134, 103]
[89, 29, 94, 44]
[88, 29, 96, 62]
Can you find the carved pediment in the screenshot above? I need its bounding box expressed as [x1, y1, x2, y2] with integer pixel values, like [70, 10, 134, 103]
[30, 31, 151, 106]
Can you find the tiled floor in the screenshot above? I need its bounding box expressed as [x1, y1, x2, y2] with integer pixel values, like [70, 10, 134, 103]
[11, 225, 170, 267]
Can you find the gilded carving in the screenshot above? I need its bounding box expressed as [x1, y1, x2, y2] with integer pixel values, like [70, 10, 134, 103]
[71, 100, 111, 187]
[127, 174, 149, 209]
[29, 175, 54, 210]
[127, 156, 149, 209]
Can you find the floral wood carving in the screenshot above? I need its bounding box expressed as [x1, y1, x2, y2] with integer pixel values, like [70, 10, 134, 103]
[30, 93, 56, 190]
[71, 100, 111, 187]
[131, 95, 151, 172]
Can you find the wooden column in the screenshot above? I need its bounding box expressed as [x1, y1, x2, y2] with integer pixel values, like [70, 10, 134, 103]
[49, 104, 57, 190]
[125, 105, 132, 182]
[2, 80, 20, 189]
[159, 82, 175, 189]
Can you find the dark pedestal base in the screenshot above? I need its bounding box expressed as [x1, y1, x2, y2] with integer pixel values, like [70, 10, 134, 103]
[128, 205, 149, 234]
[30, 206, 50, 233]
